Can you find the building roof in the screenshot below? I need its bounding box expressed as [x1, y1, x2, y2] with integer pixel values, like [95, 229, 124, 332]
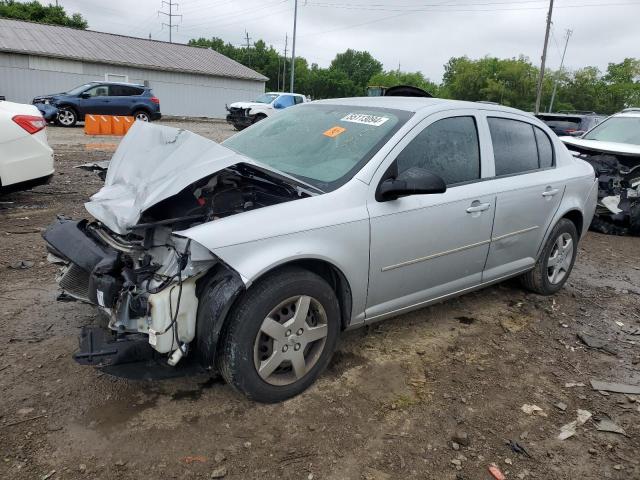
[0, 18, 267, 82]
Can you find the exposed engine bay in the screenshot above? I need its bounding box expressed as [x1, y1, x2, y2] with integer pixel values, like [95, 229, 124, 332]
[569, 146, 640, 235]
[44, 143, 311, 374]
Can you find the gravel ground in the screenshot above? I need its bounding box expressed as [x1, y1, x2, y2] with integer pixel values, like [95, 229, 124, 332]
[1, 121, 639, 480]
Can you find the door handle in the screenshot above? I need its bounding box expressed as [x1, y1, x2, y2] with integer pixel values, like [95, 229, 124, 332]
[542, 188, 559, 197]
[466, 203, 491, 213]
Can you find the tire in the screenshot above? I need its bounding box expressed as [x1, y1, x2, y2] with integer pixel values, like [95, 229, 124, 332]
[217, 267, 340, 403]
[520, 218, 579, 295]
[252, 113, 267, 124]
[133, 110, 150, 122]
[56, 107, 77, 127]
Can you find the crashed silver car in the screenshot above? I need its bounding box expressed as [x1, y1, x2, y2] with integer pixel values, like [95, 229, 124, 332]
[44, 98, 597, 402]
[561, 108, 640, 235]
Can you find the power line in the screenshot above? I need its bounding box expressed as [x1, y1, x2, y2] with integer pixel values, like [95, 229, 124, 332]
[548, 28, 572, 112]
[158, 0, 182, 43]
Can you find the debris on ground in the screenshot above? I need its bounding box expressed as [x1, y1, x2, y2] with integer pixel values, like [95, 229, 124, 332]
[521, 404, 547, 416]
[74, 161, 110, 180]
[558, 409, 592, 440]
[8, 260, 34, 269]
[210, 466, 227, 478]
[590, 380, 640, 394]
[554, 401, 568, 411]
[593, 415, 627, 436]
[506, 439, 532, 458]
[488, 464, 506, 480]
[577, 332, 617, 355]
[452, 431, 470, 447]
[565, 382, 586, 388]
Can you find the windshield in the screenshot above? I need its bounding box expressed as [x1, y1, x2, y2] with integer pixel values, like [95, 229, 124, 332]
[66, 83, 94, 96]
[223, 104, 411, 191]
[254, 93, 279, 104]
[583, 116, 640, 145]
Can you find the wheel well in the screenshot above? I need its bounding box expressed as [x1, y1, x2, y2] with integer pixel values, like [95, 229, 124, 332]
[258, 259, 353, 330]
[562, 210, 584, 238]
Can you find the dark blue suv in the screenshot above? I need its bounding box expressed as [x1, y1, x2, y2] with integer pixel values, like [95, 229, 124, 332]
[32, 82, 162, 127]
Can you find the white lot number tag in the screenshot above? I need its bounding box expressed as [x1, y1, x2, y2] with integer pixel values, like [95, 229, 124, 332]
[341, 113, 389, 127]
[96, 290, 105, 307]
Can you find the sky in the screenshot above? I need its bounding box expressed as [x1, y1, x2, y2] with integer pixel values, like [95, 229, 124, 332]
[59, 0, 640, 82]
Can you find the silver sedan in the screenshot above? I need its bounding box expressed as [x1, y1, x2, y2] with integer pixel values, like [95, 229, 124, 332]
[44, 97, 598, 402]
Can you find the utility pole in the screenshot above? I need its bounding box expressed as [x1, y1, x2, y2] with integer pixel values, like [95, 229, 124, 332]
[158, 0, 182, 43]
[534, 0, 554, 115]
[244, 30, 252, 67]
[282, 34, 288, 92]
[290, 0, 298, 93]
[548, 29, 572, 113]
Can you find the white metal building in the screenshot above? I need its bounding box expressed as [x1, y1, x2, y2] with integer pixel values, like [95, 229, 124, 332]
[0, 18, 267, 118]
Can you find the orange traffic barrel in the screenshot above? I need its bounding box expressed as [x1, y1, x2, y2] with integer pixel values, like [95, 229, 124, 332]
[111, 116, 125, 135]
[122, 116, 134, 134]
[84, 115, 100, 135]
[98, 115, 112, 135]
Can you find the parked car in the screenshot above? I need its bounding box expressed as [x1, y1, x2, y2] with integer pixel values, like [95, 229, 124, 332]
[536, 111, 605, 137]
[43, 98, 597, 402]
[32, 81, 161, 127]
[560, 108, 640, 235]
[0, 100, 54, 192]
[36, 103, 58, 123]
[226, 92, 307, 130]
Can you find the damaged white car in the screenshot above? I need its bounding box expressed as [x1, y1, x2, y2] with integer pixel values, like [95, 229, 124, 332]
[561, 108, 640, 235]
[44, 98, 597, 402]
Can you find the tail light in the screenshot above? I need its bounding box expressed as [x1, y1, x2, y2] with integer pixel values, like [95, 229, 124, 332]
[150, 96, 160, 104]
[12, 115, 46, 134]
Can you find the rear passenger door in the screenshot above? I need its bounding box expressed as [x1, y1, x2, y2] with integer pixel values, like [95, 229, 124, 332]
[108, 85, 142, 115]
[482, 114, 565, 281]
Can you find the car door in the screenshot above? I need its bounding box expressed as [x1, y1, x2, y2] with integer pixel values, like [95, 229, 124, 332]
[77, 84, 110, 115]
[482, 114, 565, 281]
[366, 111, 496, 320]
[106, 84, 131, 115]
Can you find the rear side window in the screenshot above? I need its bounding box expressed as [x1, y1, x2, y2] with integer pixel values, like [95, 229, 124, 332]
[109, 85, 144, 96]
[396, 116, 480, 185]
[294, 96, 304, 105]
[534, 127, 554, 168]
[276, 95, 296, 108]
[488, 118, 539, 176]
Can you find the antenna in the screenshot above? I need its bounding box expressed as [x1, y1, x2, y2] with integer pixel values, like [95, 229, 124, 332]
[158, 0, 182, 43]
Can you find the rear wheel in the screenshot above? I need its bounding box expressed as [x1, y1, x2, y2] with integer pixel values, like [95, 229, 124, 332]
[520, 218, 578, 295]
[56, 107, 77, 127]
[218, 268, 340, 403]
[133, 110, 150, 122]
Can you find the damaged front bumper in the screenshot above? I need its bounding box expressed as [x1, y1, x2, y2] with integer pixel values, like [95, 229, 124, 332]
[43, 218, 236, 376]
[226, 107, 254, 129]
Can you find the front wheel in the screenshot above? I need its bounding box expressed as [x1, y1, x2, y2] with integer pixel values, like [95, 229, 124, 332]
[252, 113, 267, 124]
[133, 110, 150, 122]
[56, 107, 77, 127]
[218, 268, 340, 403]
[520, 218, 578, 295]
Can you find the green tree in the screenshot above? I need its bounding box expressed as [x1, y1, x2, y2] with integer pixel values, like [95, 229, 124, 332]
[330, 49, 383, 94]
[0, 0, 87, 28]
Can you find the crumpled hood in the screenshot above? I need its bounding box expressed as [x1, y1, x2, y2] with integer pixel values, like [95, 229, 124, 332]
[85, 122, 250, 234]
[560, 136, 640, 157]
[229, 101, 271, 110]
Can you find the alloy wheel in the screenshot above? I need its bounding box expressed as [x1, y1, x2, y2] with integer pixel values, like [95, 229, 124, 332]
[253, 295, 329, 386]
[135, 112, 149, 121]
[547, 232, 574, 284]
[57, 109, 75, 126]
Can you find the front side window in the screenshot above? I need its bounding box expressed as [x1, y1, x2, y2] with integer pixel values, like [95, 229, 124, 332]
[488, 117, 539, 176]
[396, 116, 480, 185]
[67, 83, 94, 96]
[84, 85, 108, 97]
[583, 116, 640, 145]
[223, 104, 410, 191]
[276, 95, 296, 108]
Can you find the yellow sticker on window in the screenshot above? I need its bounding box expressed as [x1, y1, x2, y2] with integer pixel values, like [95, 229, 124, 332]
[323, 126, 346, 138]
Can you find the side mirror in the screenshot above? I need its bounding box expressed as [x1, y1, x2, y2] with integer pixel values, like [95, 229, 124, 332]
[378, 167, 446, 201]
[79, 92, 90, 99]
[273, 101, 284, 109]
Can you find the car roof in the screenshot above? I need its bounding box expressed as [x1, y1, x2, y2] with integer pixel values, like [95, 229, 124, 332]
[312, 96, 531, 116]
[87, 81, 146, 88]
[615, 109, 640, 118]
[265, 92, 305, 96]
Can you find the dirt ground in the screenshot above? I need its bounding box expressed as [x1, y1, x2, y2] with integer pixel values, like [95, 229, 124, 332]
[1, 121, 639, 480]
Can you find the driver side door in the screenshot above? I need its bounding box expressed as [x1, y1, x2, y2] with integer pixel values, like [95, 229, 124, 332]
[365, 111, 495, 320]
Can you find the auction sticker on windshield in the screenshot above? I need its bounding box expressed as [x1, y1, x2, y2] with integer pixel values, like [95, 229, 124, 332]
[341, 113, 389, 127]
[323, 126, 347, 138]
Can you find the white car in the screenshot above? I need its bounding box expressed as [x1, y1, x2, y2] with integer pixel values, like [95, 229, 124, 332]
[0, 101, 54, 192]
[226, 92, 308, 130]
[560, 108, 640, 235]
